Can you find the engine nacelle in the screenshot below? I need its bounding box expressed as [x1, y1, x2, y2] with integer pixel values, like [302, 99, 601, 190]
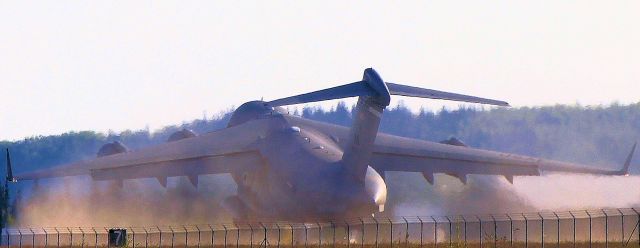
[439, 137, 467, 147]
[167, 129, 197, 142]
[97, 141, 129, 157]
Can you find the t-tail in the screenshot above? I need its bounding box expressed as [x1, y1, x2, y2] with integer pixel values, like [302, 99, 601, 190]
[267, 68, 509, 181]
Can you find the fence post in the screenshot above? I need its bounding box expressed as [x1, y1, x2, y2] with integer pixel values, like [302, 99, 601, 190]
[553, 212, 559, 248]
[359, 218, 364, 248]
[157, 227, 163, 248]
[316, 222, 321, 248]
[402, 217, 409, 248]
[143, 227, 148, 248]
[490, 215, 496, 248]
[276, 223, 281, 248]
[372, 218, 379, 248]
[68, 227, 73, 248]
[585, 211, 591, 248]
[602, 210, 608, 248]
[431, 216, 437, 248]
[330, 221, 335, 248]
[475, 216, 481, 248]
[208, 224, 215, 248]
[387, 217, 393, 248]
[538, 213, 544, 248]
[130, 227, 135, 248]
[249, 223, 255, 248]
[238, 224, 242, 248]
[91, 228, 96, 248]
[506, 214, 513, 248]
[196, 225, 200, 248]
[54, 227, 59, 248]
[41, 228, 47, 248]
[104, 228, 109, 248]
[632, 208, 640, 248]
[617, 208, 624, 244]
[304, 223, 309, 248]
[460, 216, 466, 248]
[522, 213, 528, 248]
[18, 228, 22, 248]
[260, 223, 268, 248]
[345, 221, 350, 248]
[80, 227, 85, 248]
[222, 224, 227, 248]
[196, 225, 201, 248]
[6, 228, 10, 248]
[289, 223, 295, 248]
[569, 212, 575, 248]
[169, 226, 175, 248]
[417, 217, 424, 248]
[445, 216, 452, 248]
[183, 226, 188, 248]
[30, 228, 35, 248]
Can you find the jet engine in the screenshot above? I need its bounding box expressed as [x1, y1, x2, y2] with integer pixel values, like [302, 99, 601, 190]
[97, 141, 129, 157]
[439, 137, 468, 147]
[167, 129, 197, 142]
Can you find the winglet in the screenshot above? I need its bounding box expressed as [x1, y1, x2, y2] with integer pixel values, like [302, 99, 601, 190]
[5, 148, 16, 183]
[620, 142, 636, 176]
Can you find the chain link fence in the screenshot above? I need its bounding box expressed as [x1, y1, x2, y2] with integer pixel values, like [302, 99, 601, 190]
[2, 208, 639, 248]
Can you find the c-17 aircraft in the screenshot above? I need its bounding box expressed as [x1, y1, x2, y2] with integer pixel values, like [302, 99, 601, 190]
[6, 68, 636, 221]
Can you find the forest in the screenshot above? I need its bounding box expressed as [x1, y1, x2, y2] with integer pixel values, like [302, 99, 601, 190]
[1, 102, 640, 226]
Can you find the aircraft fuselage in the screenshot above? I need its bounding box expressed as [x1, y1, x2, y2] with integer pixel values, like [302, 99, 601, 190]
[228, 114, 387, 221]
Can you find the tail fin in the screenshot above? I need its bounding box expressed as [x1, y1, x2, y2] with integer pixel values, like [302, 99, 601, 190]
[619, 142, 636, 176]
[5, 148, 15, 183]
[340, 69, 390, 181]
[267, 68, 508, 181]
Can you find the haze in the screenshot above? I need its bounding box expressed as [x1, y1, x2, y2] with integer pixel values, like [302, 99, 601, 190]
[1, 1, 638, 141]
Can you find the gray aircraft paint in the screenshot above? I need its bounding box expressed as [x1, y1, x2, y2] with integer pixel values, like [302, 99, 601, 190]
[7, 68, 635, 222]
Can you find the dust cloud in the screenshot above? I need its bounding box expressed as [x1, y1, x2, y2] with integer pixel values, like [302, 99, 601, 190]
[390, 173, 640, 217]
[13, 173, 640, 227]
[15, 175, 237, 227]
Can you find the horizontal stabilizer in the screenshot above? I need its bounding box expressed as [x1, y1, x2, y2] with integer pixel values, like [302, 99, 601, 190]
[267, 81, 373, 107]
[267, 68, 509, 107]
[387, 83, 510, 106]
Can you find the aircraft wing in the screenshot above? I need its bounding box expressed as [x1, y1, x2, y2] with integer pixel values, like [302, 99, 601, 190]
[13, 119, 271, 182]
[370, 133, 635, 183]
[289, 116, 635, 181]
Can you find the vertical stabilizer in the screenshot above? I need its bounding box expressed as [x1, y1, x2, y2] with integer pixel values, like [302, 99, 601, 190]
[5, 149, 14, 183]
[341, 68, 391, 181]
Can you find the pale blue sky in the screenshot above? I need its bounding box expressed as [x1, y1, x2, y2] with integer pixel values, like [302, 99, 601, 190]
[1, 1, 638, 141]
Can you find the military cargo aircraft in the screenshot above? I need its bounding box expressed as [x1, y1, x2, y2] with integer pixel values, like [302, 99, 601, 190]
[6, 68, 636, 221]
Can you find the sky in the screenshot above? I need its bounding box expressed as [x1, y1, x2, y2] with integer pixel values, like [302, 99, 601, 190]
[1, 1, 638, 141]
